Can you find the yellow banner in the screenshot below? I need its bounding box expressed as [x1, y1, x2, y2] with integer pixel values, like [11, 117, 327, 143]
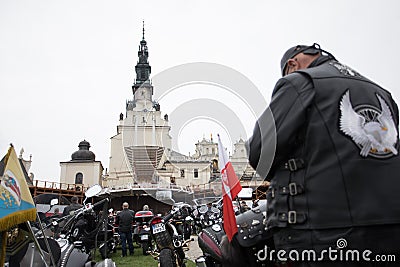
[0, 145, 36, 231]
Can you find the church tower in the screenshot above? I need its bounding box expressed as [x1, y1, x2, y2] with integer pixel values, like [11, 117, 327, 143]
[60, 140, 104, 188]
[132, 24, 153, 104]
[107, 24, 172, 187]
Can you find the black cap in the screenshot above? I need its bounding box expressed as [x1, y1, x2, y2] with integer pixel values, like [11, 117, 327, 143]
[280, 43, 322, 76]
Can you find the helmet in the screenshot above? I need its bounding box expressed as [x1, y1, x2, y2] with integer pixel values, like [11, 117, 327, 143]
[280, 43, 322, 76]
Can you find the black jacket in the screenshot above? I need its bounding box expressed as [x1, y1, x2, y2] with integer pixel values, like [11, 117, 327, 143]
[247, 57, 400, 230]
[116, 209, 134, 232]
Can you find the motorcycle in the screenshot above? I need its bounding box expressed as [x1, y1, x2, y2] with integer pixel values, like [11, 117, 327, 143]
[133, 210, 154, 255]
[97, 214, 117, 259]
[5, 184, 116, 267]
[194, 199, 289, 267]
[149, 206, 193, 267]
[60, 192, 116, 260]
[106, 209, 121, 249]
[171, 204, 193, 241]
[193, 201, 225, 267]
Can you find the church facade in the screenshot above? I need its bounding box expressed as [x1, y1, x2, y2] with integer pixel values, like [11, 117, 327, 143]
[106, 29, 171, 187]
[102, 27, 258, 192]
[60, 26, 258, 196]
[104, 27, 204, 190]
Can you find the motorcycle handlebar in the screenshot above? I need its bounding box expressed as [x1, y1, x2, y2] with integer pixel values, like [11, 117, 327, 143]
[163, 212, 174, 222]
[76, 197, 110, 215]
[92, 198, 109, 209]
[163, 207, 179, 222]
[35, 215, 70, 237]
[62, 198, 110, 233]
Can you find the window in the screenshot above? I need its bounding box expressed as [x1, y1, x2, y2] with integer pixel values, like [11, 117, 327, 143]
[212, 159, 219, 173]
[180, 169, 185, 178]
[75, 172, 83, 184]
[194, 169, 199, 178]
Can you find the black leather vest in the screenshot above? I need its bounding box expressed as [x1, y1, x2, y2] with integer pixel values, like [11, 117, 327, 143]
[267, 61, 400, 230]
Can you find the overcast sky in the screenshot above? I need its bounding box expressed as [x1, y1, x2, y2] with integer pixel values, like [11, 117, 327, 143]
[1, 0, 399, 182]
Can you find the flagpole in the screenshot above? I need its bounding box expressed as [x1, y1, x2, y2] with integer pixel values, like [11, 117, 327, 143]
[235, 196, 241, 213]
[26, 221, 53, 267]
[217, 134, 242, 241]
[0, 231, 6, 267]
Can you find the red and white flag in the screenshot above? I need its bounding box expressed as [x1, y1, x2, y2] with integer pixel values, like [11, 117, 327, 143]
[218, 134, 242, 242]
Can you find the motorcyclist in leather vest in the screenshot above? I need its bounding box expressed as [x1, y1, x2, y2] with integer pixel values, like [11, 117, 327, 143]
[246, 43, 400, 266]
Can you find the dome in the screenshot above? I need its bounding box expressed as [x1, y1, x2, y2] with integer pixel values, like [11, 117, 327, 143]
[71, 140, 96, 161]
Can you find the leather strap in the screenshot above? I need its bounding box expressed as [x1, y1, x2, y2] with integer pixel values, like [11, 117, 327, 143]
[278, 211, 307, 224]
[280, 158, 305, 172]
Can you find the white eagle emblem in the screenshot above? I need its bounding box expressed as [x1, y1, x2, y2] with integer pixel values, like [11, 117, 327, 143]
[339, 90, 398, 157]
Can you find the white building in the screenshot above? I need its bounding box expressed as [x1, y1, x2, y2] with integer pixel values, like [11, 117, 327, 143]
[230, 137, 255, 180]
[59, 140, 104, 188]
[158, 148, 214, 188]
[106, 28, 171, 188]
[103, 27, 257, 193]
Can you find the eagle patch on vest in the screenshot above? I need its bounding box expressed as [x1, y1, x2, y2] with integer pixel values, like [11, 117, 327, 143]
[339, 90, 398, 158]
[330, 62, 360, 77]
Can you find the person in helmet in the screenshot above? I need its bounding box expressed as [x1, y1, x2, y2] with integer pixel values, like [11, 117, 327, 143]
[246, 43, 400, 266]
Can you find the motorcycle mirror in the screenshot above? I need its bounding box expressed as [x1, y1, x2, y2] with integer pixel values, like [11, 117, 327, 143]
[50, 198, 59, 206]
[85, 184, 102, 198]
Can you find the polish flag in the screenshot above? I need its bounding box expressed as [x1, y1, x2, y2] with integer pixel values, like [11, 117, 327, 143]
[218, 134, 242, 242]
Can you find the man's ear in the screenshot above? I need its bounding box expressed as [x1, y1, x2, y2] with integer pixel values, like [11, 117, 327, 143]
[287, 58, 297, 68]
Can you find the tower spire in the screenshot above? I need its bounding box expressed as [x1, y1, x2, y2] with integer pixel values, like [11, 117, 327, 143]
[135, 22, 150, 81]
[142, 20, 145, 40]
[132, 23, 153, 100]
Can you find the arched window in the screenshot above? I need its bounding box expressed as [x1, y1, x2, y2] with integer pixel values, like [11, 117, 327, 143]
[212, 159, 219, 173]
[75, 172, 83, 184]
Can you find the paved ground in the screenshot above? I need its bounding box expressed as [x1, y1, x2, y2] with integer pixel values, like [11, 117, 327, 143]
[185, 235, 202, 262]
